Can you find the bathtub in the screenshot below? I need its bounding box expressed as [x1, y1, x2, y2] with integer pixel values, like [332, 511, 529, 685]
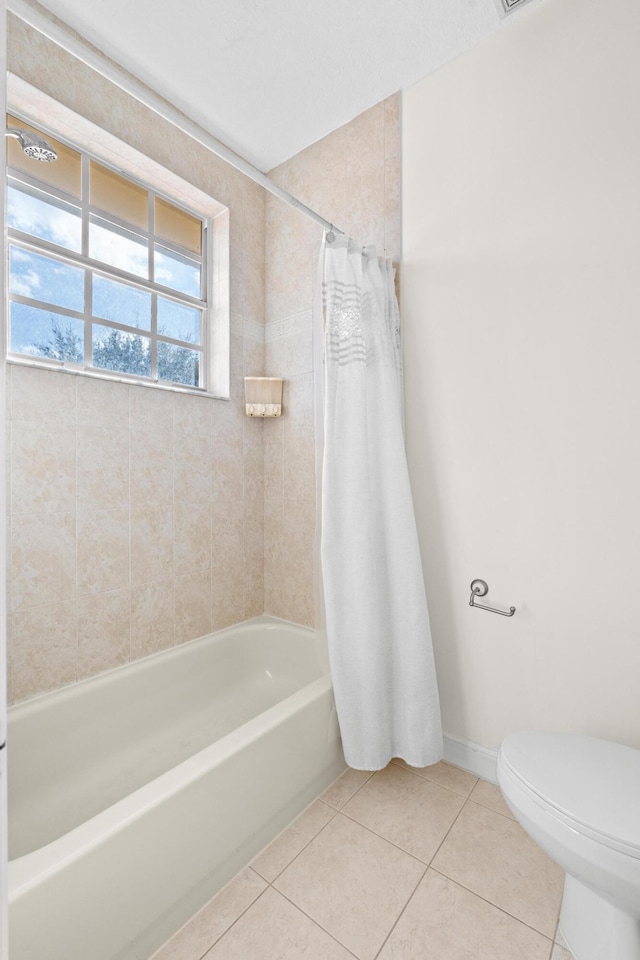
[7, 616, 345, 960]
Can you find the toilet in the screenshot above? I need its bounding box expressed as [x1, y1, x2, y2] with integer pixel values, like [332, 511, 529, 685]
[497, 731, 640, 960]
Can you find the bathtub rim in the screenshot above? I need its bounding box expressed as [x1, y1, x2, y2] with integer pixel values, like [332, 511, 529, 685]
[8, 614, 327, 718]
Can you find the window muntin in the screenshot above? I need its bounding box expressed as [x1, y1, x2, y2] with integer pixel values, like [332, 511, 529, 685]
[7, 115, 209, 389]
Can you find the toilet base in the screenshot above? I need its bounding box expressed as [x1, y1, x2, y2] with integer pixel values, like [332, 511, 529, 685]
[559, 874, 640, 960]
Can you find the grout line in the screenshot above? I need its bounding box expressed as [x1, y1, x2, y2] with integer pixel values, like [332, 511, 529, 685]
[196, 884, 271, 960]
[371, 863, 429, 960]
[269, 885, 360, 959]
[388, 758, 479, 800]
[252, 798, 340, 884]
[429, 865, 559, 943]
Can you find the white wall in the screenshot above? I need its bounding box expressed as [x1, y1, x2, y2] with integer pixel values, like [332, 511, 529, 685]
[402, 0, 640, 750]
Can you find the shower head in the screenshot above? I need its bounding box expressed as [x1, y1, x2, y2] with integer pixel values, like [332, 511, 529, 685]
[6, 126, 58, 162]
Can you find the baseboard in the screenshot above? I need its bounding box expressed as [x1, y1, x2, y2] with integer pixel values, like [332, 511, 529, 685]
[443, 733, 498, 784]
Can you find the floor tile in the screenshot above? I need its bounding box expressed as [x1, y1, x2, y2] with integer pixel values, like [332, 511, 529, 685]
[251, 800, 336, 882]
[321, 767, 373, 809]
[378, 870, 552, 960]
[551, 946, 573, 960]
[204, 886, 354, 959]
[432, 801, 564, 938]
[343, 763, 465, 863]
[274, 812, 425, 960]
[150, 867, 267, 960]
[470, 778, 516, 820]
[392, 758, 478, 797]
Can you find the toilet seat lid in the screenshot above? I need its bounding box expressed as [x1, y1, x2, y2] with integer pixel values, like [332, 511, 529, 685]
[500, 732, 640, 858]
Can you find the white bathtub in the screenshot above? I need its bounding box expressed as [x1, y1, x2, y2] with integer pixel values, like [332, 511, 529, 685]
[7, 616, 345, 960]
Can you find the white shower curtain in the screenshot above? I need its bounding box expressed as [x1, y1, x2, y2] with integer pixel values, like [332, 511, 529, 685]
[319, 234, 442, 771]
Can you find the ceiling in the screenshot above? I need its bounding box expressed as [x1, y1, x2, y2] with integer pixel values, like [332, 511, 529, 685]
[32, 0, 539, 171]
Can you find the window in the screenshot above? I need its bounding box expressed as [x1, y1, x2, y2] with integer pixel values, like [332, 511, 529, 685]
[7, 114, 209, 390]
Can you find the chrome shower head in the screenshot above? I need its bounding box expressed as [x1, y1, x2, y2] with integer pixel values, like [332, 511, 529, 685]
[6, 126, 58, 162]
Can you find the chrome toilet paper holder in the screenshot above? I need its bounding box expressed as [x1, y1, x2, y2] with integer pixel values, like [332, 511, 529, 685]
[469, 579, 516, 617]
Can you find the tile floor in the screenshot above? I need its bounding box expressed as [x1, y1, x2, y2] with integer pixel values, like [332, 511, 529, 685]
[151, 760, 575, 960]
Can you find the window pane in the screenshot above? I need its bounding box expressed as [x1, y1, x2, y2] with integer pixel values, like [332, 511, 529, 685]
[92, 323, 151, 377]
[10, 246, 85, 313]
[8, 183, 82, 252]
[157, 298, 200, 344]
[155, 197, 202, 255]
[90, 217, 149, 279]
[93, 275, 151, 331]
[7, 115, 82, 198]
[154, 244, 200, 297]
[10, 302, 84, 363]
[158, 342, 201, 387]
[90, 161, 148, 230]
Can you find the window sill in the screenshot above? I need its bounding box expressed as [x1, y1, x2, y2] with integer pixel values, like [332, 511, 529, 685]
[6, 356, 230, 401]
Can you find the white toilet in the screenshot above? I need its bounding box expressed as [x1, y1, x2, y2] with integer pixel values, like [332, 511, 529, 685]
[497, 731, 640, 960]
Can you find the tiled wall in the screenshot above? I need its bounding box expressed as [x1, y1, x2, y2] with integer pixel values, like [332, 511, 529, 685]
[263, 95, 401, 626]
[6, 13, 401, 701]
[7, 16, 266, 703]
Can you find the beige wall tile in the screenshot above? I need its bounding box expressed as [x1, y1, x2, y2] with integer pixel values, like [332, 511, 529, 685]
[130, 427, 174, 505]
[243, 500, 264, 568]
[263, 560, 286, 619]
[211, 501, 244, 575]
[77, 588, 130, 678]
[243, 336, 265, 377]
[243, 565, 264, 619]
[174, 430, 211, 503]
[77, 425, 129, 509]
[174, 501, 212, 576]
[131, 579, 175, 659]
[10, 364, 76, 424]
[211, 440, 243, 503]
[243, 426, 264, 501]
[77, 508, 130, 595]
[131, 503, 174, 585]
[212, 572, 244, 632]
[175, 569, 212, 644]
[174, 393, 211, 439]
[10, 600, 77, 702]
[11, 419, 76, 515]
[6, 22, 266, 703]
[11, 512, 76, 612]
[130, 383, 174, 440]
[77, 376, 129, 426]
[230, 332, 244, 379]
[378, 870, 551, 960]
[211, 381, 244, 447]
[264, 499, 284, 562]
[283, 450, 315, 502]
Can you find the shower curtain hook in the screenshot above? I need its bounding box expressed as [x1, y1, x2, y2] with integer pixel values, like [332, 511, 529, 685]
[326, 225, 336, 244]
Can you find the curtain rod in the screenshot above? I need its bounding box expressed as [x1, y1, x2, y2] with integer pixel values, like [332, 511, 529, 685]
[7, 0, 344, 239]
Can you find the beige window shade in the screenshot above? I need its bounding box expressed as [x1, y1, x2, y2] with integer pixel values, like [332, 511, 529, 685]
[7, 114, 81, 198]
[90, 160, 148, 230]
[155, 196, 202, 255]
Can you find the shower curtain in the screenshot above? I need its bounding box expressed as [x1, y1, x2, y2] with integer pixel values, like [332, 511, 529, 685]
[319, 234, 442, 770]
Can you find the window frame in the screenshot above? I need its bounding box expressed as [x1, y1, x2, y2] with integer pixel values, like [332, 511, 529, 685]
[6, 113, 214, 393]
